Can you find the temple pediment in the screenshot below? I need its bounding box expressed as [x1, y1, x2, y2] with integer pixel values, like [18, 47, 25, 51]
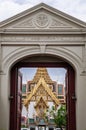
[0, 3, 86, 31]
[4, 11, 75, 29]
[24, 77, 59, 107]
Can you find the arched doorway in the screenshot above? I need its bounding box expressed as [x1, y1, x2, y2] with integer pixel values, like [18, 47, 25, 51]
[10, 55, 76, 130]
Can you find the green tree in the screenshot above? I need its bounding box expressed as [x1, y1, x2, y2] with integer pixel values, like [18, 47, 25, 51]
[48, 105, 66, 130]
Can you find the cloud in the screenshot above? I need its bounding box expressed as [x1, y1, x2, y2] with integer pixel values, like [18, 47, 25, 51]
[0, 0, 86, 22]
[0, 0, 33, 21]
[50, 0, 86, 22]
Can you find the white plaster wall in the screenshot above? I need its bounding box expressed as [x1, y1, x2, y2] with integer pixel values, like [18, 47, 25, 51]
[22, 106, 27, 117]
[0, 44, 86, 130]
[48, 102, 54, 109]
[28, 102, 35, 118]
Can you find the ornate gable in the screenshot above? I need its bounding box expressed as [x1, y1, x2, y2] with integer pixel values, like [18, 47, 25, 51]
[24, 77, 59, 107]
[34, 97, 48, 108]
[0, 3, 86, 31]
[34, 97, 49, 118]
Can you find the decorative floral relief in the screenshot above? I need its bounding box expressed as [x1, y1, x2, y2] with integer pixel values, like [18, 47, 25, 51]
[50, 18, 70, 28]
[13, 18, 35, 28]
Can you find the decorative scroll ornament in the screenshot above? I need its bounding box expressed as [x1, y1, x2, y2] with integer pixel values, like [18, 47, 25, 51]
[35, 13, 49, 28]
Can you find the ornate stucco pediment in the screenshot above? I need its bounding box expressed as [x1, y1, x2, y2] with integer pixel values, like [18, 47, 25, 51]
[9, 12, 73, 29]
[0, 3, 86, 31]
[14, 18, 34, 28]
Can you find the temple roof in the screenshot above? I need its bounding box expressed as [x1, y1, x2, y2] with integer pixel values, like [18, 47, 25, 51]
[24, 77, 59, 107]
[30, 67, 54, 84]
[34, 96, 49, 108]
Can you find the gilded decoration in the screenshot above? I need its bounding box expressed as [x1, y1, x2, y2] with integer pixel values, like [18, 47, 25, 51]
[22, 67, 67, 127]
[23, 68, 59, 115]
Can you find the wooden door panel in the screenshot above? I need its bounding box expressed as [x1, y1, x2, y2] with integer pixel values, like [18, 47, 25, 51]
[10, 66, 18, 130]
[17, 71, 22, 130]
[67, 66, 76, 130]
[10, 67, 22, 130]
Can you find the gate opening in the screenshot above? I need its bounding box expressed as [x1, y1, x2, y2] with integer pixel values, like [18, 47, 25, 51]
[10, 55, 76, 130]
[19, 67, 67, 130]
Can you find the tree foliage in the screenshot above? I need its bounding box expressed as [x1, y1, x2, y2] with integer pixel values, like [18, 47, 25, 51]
[47, 105, 66, 129]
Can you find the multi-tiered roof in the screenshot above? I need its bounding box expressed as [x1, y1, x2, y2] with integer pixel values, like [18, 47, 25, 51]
[30, 67, 54, 84]
[24, 67, 59, 108]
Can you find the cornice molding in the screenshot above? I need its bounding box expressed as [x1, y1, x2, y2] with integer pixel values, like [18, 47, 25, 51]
[0, 28, 86, 35]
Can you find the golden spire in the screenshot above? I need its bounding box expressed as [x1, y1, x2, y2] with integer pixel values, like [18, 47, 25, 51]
[31, 67, 54, 84]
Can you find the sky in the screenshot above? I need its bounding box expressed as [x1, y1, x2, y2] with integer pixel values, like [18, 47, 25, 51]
[20, 68, 67, 84]
[0, 0, 86, 22]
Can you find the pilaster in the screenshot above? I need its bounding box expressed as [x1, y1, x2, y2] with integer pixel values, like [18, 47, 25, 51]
[0, 34, 1, 128]
[0, 34, 1, 71]
[0, 34, 1, 88]
[81, 35, 86, 76]
[84, 37, 86, 73]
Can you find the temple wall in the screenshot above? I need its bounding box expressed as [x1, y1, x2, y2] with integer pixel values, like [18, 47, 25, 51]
[0, 40, 86, 130]
[0, 3, 86, 128]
